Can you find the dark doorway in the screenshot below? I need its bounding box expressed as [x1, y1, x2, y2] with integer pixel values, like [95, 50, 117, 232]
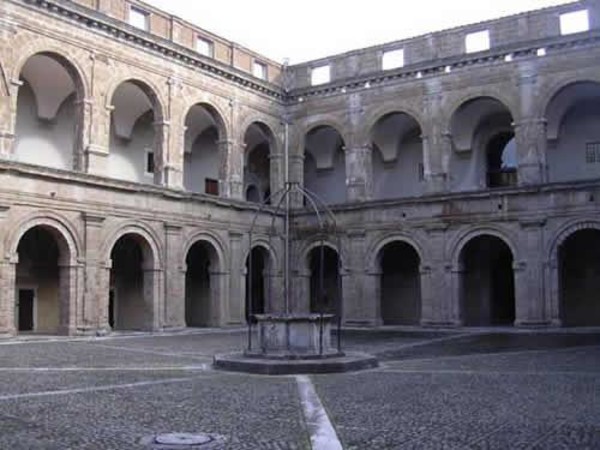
[108, 289, 115, 329]
[18, 289, 35, 332]
[186, 242, 214, 327]
[380, 242, 421, 325]
[460, 235, 515, 326]
[309, 246, 341, 315]
[559, 229, 600, 326]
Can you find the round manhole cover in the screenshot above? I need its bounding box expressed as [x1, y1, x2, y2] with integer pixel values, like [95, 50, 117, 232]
[155, 433, 213, 446]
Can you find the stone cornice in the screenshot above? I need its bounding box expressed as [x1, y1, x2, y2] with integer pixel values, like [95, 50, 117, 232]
[288, 31, 600, 102]
[18, 0, 285, 101]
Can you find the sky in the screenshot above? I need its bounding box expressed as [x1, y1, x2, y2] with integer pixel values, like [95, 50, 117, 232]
[144, 0, 573, 63]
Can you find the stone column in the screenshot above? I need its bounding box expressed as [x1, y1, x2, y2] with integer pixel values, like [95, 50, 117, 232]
[82, 214, 105, 333]
[164, 77, 185, 190]
[218, 139, 244, 200]
[422, 81, 449, 194]
[0, 78, 22, 160]
[514, 219, 550, 326]
[448, 263, 465, 326]
[544, 258, 562, 326]
[228, 232, 244, 324]
[513, 119, 547, 185]
[288, 153, 305, 207]
[210, 269, 229, 326]
[362, 269, 382, 326]
[345, 144, 372, 202]
[153, 120, 173, 187]
[142, 267, 163, 331]
[97, 262, 111, 333]
[342, 231, 375, 325]
[58, 262, 80, 336]
[164, 224, 184, 329]
[85, 54, 111, 176]
[0, 257, 18, 335]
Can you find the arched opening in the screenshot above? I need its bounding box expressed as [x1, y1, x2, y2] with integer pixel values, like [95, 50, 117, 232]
[109, 234, 155, 331]
[378, 241, 421, 325]
[449, 97, 516, 191]
[304, 126, 346, 205]
[486, 134, 517, 188]
[309, 246, 341, 315]
[245, 247, 270, 321]
[185, 241, 219, 327]
[15, 53, 84, 171]
[184, 104, 223, 195]
[459, 235, 515, 326]
[244, 122, 273, 203]
[15, 226, 71, 334]
[370, 112, 424, 199]
[545, 82, 600, 183]
[108, 80, 160, 184]
[559, 229, 600, 326]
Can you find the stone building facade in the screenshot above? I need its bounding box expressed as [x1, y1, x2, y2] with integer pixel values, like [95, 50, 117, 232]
[0, 0, 599, 335]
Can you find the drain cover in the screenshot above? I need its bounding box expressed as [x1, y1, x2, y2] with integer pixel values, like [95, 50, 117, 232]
[154, 433, 212, 446]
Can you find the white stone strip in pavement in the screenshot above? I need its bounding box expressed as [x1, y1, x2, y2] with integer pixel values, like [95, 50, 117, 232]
[296, 375, 343, 450]
[382, 343, 600, 365]
[0, 376, 199, 402]
[0, 365, 209, 372]
[85, 342, 212, 360]
[379, 368, 600, 376]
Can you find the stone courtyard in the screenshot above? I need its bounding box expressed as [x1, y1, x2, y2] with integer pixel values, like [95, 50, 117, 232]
[1, 329, 599, 449]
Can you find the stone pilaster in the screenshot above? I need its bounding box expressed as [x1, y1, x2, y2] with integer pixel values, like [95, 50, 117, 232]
[342, 231, 375, 325]
[345, 145, 372, 202]
[153, 120, 173, 187]
[514, 219, 550, 326]
[218, 139, 244, 200]
[0, 257, 17, 335]
[163, 224, 184, 329]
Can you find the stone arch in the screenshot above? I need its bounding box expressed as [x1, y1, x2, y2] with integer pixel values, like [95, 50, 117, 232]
[367, 233, 427, 273]
[449, 226, 519, 268]
[373, 237, 423, 325]
[362, 106, 426, 144]
[300, 239, 344, 272]
[547, 219, 600, 263]
[444, 89, 519, 127]
[182, 99, 229, 142]
[548, 220, 600, 326]
[12, 46, 89, 100]
[6, 212, 82, 335]
[302, 239, 343, 315]
[182, 231, 227, 273]
[538, 75, 600, 127]
[105, 77, 165, 121]
[0, 59, 9, 97]
[243, 239, 278, 274]
[183, 232, 227, 327]
[101, 222, 163, 270]
[243, 120, 278, 203]
[7, 211, 82, 264]
[300, 119, 349, 149]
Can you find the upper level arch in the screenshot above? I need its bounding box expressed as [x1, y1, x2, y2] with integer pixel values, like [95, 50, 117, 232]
[243, 120, 277, 203]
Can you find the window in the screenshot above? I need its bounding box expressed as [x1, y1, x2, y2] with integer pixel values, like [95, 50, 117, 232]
[586, 142, 600, 164]
[560, 10, 589, 35]
[205, 178, 219, 195]
[311, 65, 330, 85]
[382, 48, 404, 70]
[537, 48, 547, 57]
[129, 6, 149, 31]
[145, 150, 155, 175]
[253, 61, 267, 80]
[465, 30, 490, 53]
[196, 37, 213, 57]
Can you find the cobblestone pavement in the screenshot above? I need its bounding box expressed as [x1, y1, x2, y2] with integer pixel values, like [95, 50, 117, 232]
[0, 329, 599, 449]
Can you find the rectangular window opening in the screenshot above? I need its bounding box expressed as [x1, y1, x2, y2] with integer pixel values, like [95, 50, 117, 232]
[586, 142, 600, 164]
[382, 48, 405, 70]
[311, 65, 330, 85]
[145, 150, 155, 175]
[129, 6, 149, 31]
[560, 9, 589, 35]
[253, 61, 267, 80]
[205, 178, 219, 195]
[196, 37, 213, 57]
[465, 30, 490, 54]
